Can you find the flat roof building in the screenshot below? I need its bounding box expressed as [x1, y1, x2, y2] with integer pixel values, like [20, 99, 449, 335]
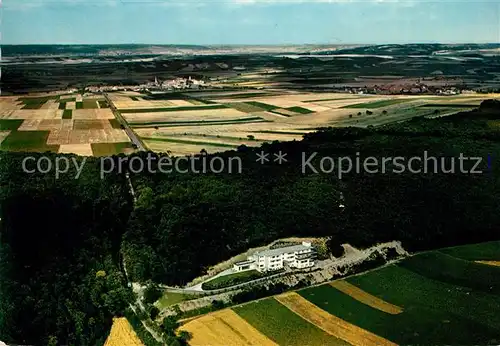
[233, 242, 316, 273]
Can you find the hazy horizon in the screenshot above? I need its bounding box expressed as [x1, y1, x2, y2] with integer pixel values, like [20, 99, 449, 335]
[3, 0, 499, 45]
[2, 42, 500, 46]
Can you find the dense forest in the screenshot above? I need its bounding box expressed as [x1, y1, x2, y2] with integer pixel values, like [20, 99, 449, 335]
[0, 156, 133, 345]
[1, 100, 500, 344]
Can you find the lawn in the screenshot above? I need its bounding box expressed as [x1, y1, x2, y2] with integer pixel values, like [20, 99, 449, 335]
[299, 280, 498, 345]
[343, 99, 412, 109]
[1, 131, 59, 152]
[439, 241, 500, 261]
[62, 110, 73, 119]
[91, 142, 134, 157]
[201, 270, 263, 290]
[287, 106, 314, 114]
[233, 299, 347, 346]
[244, 101, 279, 111]
[0, 120, 24, 131]
[156, 292, 194, 309]
[120, 104, 228, 113]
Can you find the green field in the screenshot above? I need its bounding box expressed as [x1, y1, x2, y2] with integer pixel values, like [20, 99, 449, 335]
[58, 102, 66, 110]
[108, 119, 122, 129]
[343, 99, 413, 109]
[120, 104, 228, 113]
[91, 142, 134, 157]
[1, 131, 59, 152]
[76, 102, 83, 109]
[212, 242, 500, 346]
[62, 110, 73, 119]
[439, 241, 500, 261]
[0, 120, 24, 131]
[201, 270, 263, 290]
[397, 251, 500, 295]
[233, 299, 348, 346]
[244, 101, 279, 111]
[287, 106, 315, 114]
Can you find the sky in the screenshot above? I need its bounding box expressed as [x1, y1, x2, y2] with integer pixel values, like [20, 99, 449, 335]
[2, 0, 500, 45]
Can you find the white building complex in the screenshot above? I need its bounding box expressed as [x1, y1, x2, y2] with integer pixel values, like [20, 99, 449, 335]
[233, 242, 316, 273]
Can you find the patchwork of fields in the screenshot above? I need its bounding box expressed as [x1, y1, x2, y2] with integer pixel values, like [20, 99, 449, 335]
[179, 241, 500, 346]
[2, 91, 499, 157]
[109, 90, 500, 156]
[0, 94, 134, 156]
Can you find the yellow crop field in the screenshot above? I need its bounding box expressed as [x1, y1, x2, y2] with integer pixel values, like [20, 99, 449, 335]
[330, 281, 403, 314]
[58, 144, 93, 156]
[2, 110, 63, 120]
[104, 317, 144, 346]
[275, 292, 397, 346]
[123, 108, 250, 123]
[180, 309, 278, 346]
[475, 260, 500, 267]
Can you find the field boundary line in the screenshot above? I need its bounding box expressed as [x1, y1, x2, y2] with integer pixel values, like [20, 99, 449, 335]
[274, 292, 397, 346]
[330, 281, 403, 314]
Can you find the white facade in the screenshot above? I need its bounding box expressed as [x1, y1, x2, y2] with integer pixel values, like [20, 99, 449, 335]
[233, 242, 315, 273]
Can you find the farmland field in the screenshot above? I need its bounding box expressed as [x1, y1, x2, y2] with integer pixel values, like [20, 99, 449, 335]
[3, 91, 499, 157]
[233, 299, 348, 346]
[110, 91, 500, 156]
[180, 309, 278, 346]
[104, 317, 143, 346]
[0, 94, 133, 156]
[179, 241, 500, 346]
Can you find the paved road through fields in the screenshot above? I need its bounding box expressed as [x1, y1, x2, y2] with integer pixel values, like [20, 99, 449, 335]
[104, 93, 146, 151]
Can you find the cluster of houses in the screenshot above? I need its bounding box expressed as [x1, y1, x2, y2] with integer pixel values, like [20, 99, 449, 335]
[233, 241, 316, 273]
